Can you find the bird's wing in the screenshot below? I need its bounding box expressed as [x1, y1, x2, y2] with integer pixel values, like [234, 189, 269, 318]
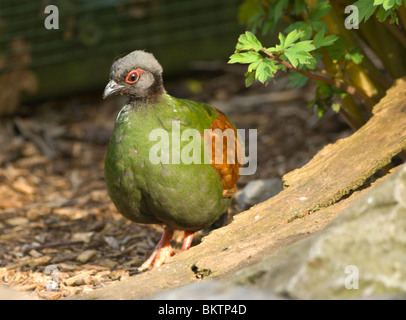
[204, 109, 243, 198]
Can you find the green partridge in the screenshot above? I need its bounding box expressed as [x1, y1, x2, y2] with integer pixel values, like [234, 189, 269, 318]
[103, 50, 242, 271]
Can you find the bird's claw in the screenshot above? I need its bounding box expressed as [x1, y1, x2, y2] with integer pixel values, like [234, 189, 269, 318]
[137, 245, 175, 272]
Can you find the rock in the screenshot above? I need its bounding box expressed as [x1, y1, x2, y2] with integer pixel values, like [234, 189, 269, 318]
[231, 164, 406, 299]
[234, 179, 283, 210]
[151, 281, 282, 300]
[76, 250, 98, 264]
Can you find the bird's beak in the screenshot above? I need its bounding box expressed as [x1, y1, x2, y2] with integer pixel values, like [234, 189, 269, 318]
[103, 80, 125, 99]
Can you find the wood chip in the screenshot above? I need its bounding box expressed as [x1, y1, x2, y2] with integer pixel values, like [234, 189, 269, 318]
[64, 270, 94, 286]
[12, 176, 35, 195]
[28, 249, 42, 258]
[15, 282, 40, 292]
[104, 236, 119, 249]
[76, 250, 98, 264]
[58, 263, 76, 272]
[6, 217, 29, 226]
[27, 256, 52, 267]
[71, 232, 94, 244]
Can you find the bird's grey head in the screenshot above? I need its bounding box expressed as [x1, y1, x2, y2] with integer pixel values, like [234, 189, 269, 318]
[103, 50, 164, 103]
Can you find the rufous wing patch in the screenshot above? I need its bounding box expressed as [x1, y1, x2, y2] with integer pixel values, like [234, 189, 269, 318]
[203, 109, 242, 197]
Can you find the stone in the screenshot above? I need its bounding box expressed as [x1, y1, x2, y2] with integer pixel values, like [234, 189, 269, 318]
[151, 281, 282, 300]
[234, 178, 283, 210]
[231, 164, 406, 299]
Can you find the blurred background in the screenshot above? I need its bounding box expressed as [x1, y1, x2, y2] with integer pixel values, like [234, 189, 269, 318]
[0, 0, 243, 108]
[0, 0, 351, 299]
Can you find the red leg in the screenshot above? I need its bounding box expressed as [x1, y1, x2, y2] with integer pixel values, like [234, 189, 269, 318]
[182, 231, 194, 251]
[138, 227, 175, 271]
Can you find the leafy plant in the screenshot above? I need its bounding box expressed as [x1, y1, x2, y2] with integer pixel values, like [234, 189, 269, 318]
[230, 0, 406, 129]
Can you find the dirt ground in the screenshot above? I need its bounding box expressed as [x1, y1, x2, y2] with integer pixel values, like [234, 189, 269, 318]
[0, 64, 351, 299]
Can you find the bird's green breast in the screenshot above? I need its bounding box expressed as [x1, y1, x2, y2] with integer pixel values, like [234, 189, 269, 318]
[104, 93, 230, 231]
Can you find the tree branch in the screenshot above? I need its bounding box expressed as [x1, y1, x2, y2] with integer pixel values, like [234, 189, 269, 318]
[382, 20, 406, 50]
[261, 49, 376, 111]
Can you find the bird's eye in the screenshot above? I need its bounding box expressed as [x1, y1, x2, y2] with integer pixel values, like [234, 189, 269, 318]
[125, 69, 145, 84]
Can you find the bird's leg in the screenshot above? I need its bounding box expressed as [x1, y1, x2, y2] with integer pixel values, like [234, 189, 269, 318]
[182, 231, 194, 251]
[138, 227, 175, 271]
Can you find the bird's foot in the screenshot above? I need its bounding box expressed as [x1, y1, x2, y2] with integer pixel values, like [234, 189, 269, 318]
[182, 231, 194, 251]
[138, 227, 175, 272]
[137, 228, 195, 272]
[138, 244, 175, 271]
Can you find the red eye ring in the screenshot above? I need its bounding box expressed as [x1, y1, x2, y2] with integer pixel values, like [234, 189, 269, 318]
[125, 69, 145, 84]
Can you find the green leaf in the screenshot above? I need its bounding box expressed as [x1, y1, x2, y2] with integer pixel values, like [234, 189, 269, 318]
[275, 30, 307, 51]
[322, 34, 339, 47]
[248, 59, 262, 72]
[354, 0, 378, 22]
[237, 0, 262, 23]
[308, 1, 331, 22]
[313, 30, 325, 48]
[376, 6, 391, 21]
[255, 59, 278, 83]
[311, 20, 329, 32]
[283, 30, 305, 49]
[229, 51, 262, 64]
[274, 30, 313, 58]
[235, 31, 263, 52]
[265, 46, 279, 54]
[293, 40, 316, 52]
[345, 51, 364, 64]
[287, 71, 309, 88]
[284, 22, 313, 41]
[304, 55, 318, 70]
[331, 103, 341, 113]
[275, 33, 286, 51]
[389, 15, 399, 24]
[283, 40, 315, 68]
[293, 0, 307, 15]
[244, 71, 255, 87]
[273, 0, 289, 26]
[383, 0, 395, 10]
[317, 104, 327, 117]
[284, 49, 313, 68]
[326, 35, 346, 60]
[313, 30, 338, 49]
[261, 20, 274, 36]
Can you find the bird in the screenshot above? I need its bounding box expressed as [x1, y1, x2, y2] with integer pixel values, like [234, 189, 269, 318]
[103, 50, 242, 271]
